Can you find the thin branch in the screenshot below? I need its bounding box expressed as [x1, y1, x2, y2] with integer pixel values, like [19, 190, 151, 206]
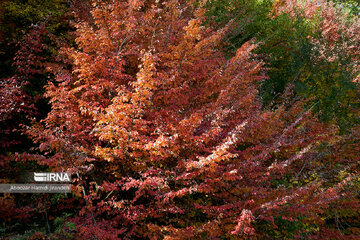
[44, 208, 51, 234]
[113, 36, 131, 71]
[295, 160, 307, 180]
[150, 21, 159, 49]
[77, 172, 97, 226]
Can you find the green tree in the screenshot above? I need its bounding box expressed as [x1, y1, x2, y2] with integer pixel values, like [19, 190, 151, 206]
[203, 0, 360, 129]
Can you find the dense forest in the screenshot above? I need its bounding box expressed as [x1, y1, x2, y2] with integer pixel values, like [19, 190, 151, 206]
[1, 0, 359, 239]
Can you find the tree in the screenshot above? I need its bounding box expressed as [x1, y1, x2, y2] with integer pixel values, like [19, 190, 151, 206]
[0, 0, 91, 237]
[204, 0, 360, 130]
[22, 0, 359, 239]
[331, 0, 360, 15]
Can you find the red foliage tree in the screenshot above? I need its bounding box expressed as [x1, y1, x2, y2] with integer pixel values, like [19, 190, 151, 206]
[0, 26, 45, 151]
[24, 0, 359, 239]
